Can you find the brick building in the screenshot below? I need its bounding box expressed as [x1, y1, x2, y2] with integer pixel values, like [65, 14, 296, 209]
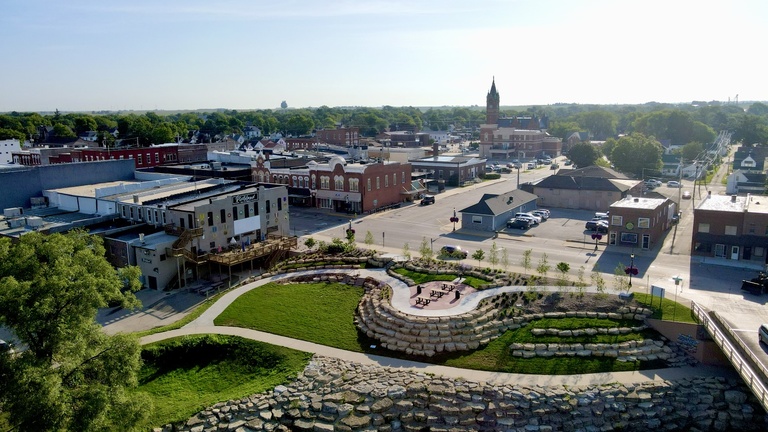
[268, 156, 416, 213]
[607, 196, 675, 250]
[692, 193, 768, 265]
[315, 128, 360, 147]
[479, 78, 562, 160]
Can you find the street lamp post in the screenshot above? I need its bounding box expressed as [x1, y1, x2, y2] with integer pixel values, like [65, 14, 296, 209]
[591, 231, 602, 251]
[450, 208, 459, 232]
[625, 253, 637, 287]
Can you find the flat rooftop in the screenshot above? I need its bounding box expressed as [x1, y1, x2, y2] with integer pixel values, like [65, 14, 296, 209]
[48, 180, 142, 198]
[610, 196, 668, 210]
[697, 194, 768, 214]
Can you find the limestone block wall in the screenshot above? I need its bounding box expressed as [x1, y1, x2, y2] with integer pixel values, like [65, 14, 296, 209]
[166, 355, 767, 432]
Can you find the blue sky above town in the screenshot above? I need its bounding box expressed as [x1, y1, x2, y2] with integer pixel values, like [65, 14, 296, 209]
[1, 0, 766, 112]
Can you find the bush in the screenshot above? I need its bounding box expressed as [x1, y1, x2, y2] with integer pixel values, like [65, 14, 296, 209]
[484, 172, 501, 180]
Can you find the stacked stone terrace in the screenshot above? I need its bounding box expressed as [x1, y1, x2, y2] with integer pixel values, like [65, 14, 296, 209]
[355, 285, 659, 358]
[168, 355, 766, 432]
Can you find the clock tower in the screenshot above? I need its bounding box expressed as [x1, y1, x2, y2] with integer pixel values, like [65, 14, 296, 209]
[486, 77, 500, 125]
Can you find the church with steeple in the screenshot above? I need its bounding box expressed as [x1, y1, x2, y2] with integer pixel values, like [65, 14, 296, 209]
[478, 78, 562, 160]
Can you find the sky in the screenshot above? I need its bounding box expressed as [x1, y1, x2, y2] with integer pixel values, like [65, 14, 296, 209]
[1, 0, 767, 112]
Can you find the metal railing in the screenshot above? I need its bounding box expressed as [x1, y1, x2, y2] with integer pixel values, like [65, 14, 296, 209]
[691, 302, 768, 412]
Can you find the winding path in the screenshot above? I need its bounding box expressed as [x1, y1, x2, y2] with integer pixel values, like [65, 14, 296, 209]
[140, 268, 734, 386]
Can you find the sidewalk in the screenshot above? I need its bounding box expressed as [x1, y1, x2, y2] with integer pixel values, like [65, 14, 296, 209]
[139, 267, 735, 387]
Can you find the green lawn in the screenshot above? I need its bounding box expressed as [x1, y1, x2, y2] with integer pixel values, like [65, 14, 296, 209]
[393, 268, 489, 289]
[137, 335, 311, 428]
[634, 292, 697, 324]
[436, 321, 660, 374]
[214, 282, 366, 351]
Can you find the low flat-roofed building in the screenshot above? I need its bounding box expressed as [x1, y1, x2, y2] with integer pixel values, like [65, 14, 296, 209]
[607, 195, 675, 250]
[692, 193, 768, 266]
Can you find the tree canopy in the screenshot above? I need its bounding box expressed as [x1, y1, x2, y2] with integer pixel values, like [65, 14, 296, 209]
[604, 133, 663, 178]
[567, 142, 600, 168]
[0, 230, 148, 431]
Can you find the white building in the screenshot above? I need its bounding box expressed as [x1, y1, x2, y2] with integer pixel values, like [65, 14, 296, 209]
[0, 139, 22, 164]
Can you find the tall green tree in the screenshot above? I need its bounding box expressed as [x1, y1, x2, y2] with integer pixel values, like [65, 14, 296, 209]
[568, 142, 600, 167]
[0, 231, 149, 431]
[607, 133, 663, 177]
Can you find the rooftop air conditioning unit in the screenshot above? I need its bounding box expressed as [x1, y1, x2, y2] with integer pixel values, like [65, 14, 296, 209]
[3, 207, 22, 218]
[26, 216, 44, 227]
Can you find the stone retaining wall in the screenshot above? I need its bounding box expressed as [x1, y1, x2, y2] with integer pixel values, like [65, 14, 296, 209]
[166, 355, 767, 432]
[355, 285, 656, 358]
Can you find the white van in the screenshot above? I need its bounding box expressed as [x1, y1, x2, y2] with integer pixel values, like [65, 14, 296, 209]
[759, 324, 768, 345]
[594, 212, 610, 221]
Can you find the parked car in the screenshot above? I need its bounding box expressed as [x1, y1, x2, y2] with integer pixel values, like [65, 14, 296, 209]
[550, 163, 559, 170]
[667, 180, 682, 188]
[760, 324, 768, 345]
[440, 245, 467, 259]
[515, 212, 541, 224]
[585, 220, 609, 231]
[526, 163, 536, 169]
[506, 218, 531, 230]
[534, 208, 550, 217]
[420, 195, 435, 205]
[671, 212, 681, 224]
[531, 210, 549, 221]
[646, 179, 662, 187]
[682, 191, 691, 199]
[564, 160, 573, 166]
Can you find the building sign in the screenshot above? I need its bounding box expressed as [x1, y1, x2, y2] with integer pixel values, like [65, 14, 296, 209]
[232, 192, 258, 204]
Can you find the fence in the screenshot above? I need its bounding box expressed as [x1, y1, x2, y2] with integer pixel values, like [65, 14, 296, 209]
[691, 302, 768, 412]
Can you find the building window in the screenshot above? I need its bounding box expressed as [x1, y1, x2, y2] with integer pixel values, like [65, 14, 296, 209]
[638, 218, 650, 229]
[472, 215, 482, 224]
[714, 244, 726, 258]
[385, 175, 389, 187]
[402, 171, 405, 183]
[232, 207, 239, 221]
[334, 176, 344, 190]
[376, 177, 380, 189]
[367, 178, 371, 191]
[155, 153, 159, 163]
[620, 232, 638, 243]
[220, 209, 226, 223]
[694, 242, 712, 253]
[318, 198, 332, 209]
[611, 215, 622, 226]
[207, 211, 213, 226]
[137, 154, 143, 165]
[393, 173, 397, 185]
[698, 223, 710, 233]
[320, 176, 330, 190]
[349, 179, 359, 192]
[244, 204, 250, 218]
[755, 247, 765, 257]
[749, 224, 756, 234]
[266, 200, 271, 213]
[725, 225, 737, 235]
[278, 198, 282, 211]
[609, 232, 616, 245]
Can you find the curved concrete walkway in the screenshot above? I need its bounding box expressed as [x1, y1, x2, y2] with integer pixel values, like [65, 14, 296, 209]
[141, 267, 735, 387]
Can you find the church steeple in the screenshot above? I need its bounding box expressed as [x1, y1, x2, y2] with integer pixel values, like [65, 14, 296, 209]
[486, 77, 500, 125]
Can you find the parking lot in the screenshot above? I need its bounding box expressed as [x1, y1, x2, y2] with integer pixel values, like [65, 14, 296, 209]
[500, 207, 611, 245]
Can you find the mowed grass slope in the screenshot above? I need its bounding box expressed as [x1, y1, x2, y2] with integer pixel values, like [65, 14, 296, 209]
[214, 282, 366, 352]
[137, 334, 311, 428]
